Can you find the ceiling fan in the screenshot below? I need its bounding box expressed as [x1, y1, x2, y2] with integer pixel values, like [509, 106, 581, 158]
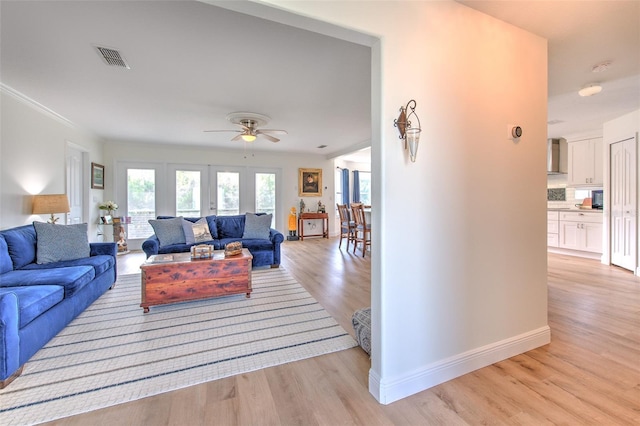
[204, 112, 287, 143]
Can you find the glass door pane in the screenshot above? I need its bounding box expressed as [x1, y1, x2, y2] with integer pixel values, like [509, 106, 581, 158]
[175, 170, 201, 217]
[127, 169, 156, 239]
[255, 172, 276, 227]
[217, 171, 240, 216]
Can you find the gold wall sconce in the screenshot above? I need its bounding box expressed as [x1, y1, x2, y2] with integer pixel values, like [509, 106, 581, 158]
[393, 100, 422, 162]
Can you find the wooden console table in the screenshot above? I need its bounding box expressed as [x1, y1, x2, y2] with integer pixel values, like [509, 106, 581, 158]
[298, 212, 329, 240]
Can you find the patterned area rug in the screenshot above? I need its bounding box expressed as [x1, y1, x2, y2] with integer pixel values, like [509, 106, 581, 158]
[0, 268, 356, 425]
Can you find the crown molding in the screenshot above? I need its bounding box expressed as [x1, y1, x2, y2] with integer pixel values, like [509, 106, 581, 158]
[1, 83, 77, 129]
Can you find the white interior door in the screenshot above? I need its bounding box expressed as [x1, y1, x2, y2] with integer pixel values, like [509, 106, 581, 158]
[610, 137, 637, 271]
[66, 145, 85, 225]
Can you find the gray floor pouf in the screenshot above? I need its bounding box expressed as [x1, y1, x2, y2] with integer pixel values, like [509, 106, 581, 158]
[351, 307, 371, 356]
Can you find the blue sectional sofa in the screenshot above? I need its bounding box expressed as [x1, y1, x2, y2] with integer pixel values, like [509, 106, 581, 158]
[142, 214, 284, 268]
[0, 224, 117, 388]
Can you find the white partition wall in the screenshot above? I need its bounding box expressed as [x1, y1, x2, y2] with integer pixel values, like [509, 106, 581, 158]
[263, 0, 550, 403]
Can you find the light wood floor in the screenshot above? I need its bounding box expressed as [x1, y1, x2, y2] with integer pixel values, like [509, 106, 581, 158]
[44, 239, 639, 425]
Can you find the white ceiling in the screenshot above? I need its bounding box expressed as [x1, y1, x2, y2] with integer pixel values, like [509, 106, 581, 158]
[1, 1, 638, 161]
[0, 0, 372, 157]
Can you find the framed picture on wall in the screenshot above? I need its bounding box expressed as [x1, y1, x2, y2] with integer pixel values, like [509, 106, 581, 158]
[91, 162, 105, 189]
[298, 168, 322, 197]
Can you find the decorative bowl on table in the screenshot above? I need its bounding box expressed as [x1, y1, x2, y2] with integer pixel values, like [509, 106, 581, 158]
[224, 241, 243, 257]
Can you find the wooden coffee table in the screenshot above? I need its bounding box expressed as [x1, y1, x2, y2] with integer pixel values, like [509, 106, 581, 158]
[140, 249, 252, 313]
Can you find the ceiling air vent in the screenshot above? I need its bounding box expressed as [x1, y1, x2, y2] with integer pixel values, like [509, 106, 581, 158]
[94, 45, 130, 69]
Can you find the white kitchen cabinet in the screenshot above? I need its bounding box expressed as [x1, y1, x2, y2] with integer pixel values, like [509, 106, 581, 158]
[567, 137, 603, 186]
[547, 210, 559, 247]
[558, 211, 603, 253]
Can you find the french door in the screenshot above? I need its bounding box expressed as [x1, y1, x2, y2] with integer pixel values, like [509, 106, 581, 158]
[209, 166, 278, 227]
[209, 166, 243, 216]
[117, 162, 164, 249]
[117, 162, 279, 249]
[168, 164, 209, 218]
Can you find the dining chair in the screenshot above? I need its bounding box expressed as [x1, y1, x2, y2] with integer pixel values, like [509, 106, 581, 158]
[336, 203, 356, 250]
[350, 203, 371, 257]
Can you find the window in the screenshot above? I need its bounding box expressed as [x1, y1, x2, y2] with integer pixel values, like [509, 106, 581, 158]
[217, 171, 240, 216]
[127, 169, 156, 239]
[335, 168, 342, 216]
[175, 170, 201, 217]
[255, 172, 276, 227]
[358, 172, 371, 205]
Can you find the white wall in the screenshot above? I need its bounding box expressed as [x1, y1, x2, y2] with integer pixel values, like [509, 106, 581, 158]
[267, 0, 550, 403]
[0, 89, 105, 237]
[102, 140, 334, 234]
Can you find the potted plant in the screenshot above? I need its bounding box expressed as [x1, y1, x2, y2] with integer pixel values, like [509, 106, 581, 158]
[98, 200, 118, 216]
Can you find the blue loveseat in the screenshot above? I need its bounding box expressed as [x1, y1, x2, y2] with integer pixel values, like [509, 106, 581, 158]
[0, 224, 117, 388]
[142, 214, 284, 268]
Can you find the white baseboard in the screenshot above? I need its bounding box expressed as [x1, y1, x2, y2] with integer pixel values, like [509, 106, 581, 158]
[369, 325, 551, 405]
[547, 246, 601, 260]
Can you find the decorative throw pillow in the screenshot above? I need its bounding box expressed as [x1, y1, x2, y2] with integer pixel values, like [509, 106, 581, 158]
[149, 217, 186, 247]
[192, 218, 213, 242]
[33, 222, 90, 264]
[183, 218, 213, 244]
[182, 219, 197, 245]
[242, 212, 272, 240]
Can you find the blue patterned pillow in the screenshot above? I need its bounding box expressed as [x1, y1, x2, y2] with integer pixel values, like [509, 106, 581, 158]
[242, 213, 272, 240]
[33, 222, 90, 264]
[149, 217, 186, 247]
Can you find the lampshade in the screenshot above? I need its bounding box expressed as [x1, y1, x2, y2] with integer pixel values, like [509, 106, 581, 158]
[32, 194, 70, 224]
[241, 134, 257, 142]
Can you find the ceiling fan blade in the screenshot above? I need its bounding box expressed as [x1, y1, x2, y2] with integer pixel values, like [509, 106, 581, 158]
[231, 134, 243, 141]
[257, 129, 288, 135]
[258, 133, 280, 143]
[203, 129, 241, 133]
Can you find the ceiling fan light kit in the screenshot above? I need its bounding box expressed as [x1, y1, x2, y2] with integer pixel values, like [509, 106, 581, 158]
[204, 112, 287, 143]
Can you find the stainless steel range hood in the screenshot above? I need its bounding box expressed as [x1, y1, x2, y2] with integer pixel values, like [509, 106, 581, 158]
[547, 138, 567, 174]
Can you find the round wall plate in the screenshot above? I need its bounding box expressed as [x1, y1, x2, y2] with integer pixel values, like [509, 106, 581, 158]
[226, 112, 270, 127]
[511, 126, 522, 138]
